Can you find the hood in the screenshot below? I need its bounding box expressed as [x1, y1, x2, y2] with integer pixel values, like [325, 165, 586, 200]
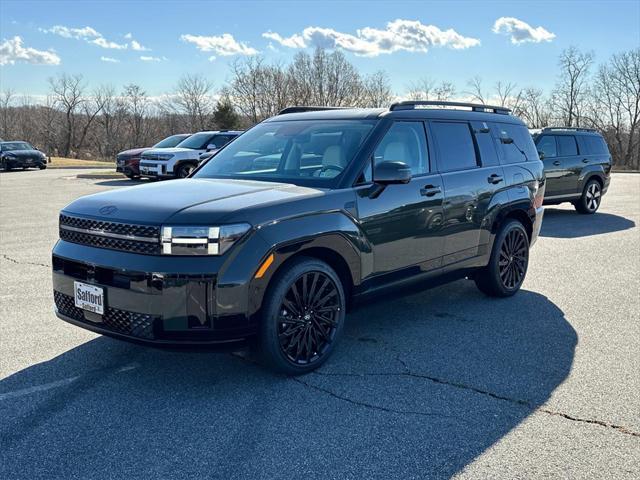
[142, 147, 198, 155]
[4, 149, 44, 157]
[62, 178, 323, 225]
[118, 147, 149, 157]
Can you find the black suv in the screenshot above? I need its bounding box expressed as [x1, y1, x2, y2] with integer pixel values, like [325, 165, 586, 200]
[52, 101, 545, 374]
[533, 127, 611, 213]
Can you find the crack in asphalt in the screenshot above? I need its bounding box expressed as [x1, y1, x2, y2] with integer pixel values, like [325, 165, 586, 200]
[312, 366, 640, 438]
[0, 253, 50, 268]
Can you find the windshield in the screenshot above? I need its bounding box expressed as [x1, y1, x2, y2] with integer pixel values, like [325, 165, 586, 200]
[194, 120, 374, 186]
[1, 142, 33, 151]
[176, 132, 219, 150]
[153, 134, 190, 148]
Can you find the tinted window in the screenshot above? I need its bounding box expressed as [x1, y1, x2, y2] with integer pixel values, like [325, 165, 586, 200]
[153, 134, 190, 148]
[195, 120, 374, 187]
[537, 136, 557, 158]
[495, 124, 539, 163]
[209, 135, 234, 148]
[557, 136, 578, 156]
[586, 135, 609, 155]
[431, 122, 477, 171]
[373, 122, 429, 177]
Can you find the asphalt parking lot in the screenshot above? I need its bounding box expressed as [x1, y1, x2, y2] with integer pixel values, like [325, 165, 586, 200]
[1, 169, 638, 479]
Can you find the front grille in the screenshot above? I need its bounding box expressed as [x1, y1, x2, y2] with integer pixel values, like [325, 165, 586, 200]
[59, 214, 160, 255]
[54, 291, 156, 340]
[141, 153, 168, 162]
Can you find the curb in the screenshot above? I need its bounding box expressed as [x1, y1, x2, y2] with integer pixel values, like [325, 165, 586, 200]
[49, 165, 114, 170]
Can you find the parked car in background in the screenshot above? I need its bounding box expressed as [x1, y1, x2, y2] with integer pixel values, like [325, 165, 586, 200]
[532, 127, 611, 214]
[139, 130, 242, 179]
[116, 133, 191, 179]
[0, 141, 47, 171]
[52, 101, 545, 374]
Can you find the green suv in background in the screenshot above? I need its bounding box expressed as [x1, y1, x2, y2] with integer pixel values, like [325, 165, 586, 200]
[532, 127, 612, 214]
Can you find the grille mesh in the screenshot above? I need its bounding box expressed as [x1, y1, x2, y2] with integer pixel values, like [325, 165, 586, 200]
[59, 214, 160, 255]
[54, 291, 156, 340]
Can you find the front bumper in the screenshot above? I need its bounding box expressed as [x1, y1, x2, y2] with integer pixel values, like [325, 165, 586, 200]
[52, 240, 260, 347]
[139, 162, 170, 178]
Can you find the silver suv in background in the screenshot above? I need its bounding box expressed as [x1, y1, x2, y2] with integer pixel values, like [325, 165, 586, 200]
[139, 130, 243, 179]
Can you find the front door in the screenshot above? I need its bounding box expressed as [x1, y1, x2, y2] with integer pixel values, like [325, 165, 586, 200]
[356, 121, 444, 275]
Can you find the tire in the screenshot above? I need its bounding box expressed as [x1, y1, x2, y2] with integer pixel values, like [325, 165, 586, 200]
[39, 164, 47, 170]
[259, 257, 346, 375]
[475, 219, 529, 297]
[176, 163, 196, 178]
[574, 179, 602, 214]
[125, 174, 139, 180]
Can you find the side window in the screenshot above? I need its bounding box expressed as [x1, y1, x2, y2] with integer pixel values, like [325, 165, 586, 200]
[557, 136, 578, 156]
[587, 136, 609, 155]
[373, 122, 429, 177]
[211, 135, 231, 148]
[431, 121, 477, 171]
[537, 136, 557, 158]
[495, 124, 538, 163]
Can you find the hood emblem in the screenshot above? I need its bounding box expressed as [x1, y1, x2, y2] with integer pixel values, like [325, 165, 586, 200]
[99, 205, 118, 216]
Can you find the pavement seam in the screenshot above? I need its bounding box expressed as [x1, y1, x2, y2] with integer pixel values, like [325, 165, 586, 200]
[0, 253, 50, 268]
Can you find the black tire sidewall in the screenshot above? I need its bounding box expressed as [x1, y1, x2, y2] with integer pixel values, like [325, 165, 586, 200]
[483, 220, 530, 297]
[177, 164, 195, 178]
[260, 257, 346, 375]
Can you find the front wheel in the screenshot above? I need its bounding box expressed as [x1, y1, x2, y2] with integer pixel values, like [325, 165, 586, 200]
[574, 179, 602, 214]
[475, 219, 529, 297]
[176, 163, 196, 178]
[259, 257, 346, 375]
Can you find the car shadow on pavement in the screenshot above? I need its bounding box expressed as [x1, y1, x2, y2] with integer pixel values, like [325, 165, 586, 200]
[0, 281, 576, 479]
[540, 208, 636, 238]
[94, 179, 148, 187]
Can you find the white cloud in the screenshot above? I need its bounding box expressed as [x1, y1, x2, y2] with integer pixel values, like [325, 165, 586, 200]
[262, 31, 305, 49]
[262, 19, 480, 57]
[124, 32, 133, 40]
[181, 33, 258, 56]
[0, 36, 61, 66]
[130, 40, 150, 51]
[100, 56, 119, 63]
[140, 55, 164, 62]
[42, 24, 128, 49]
[492, 17, 555, 44]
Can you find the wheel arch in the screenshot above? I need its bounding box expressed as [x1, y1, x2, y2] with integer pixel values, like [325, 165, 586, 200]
[491, 203, 533, 242]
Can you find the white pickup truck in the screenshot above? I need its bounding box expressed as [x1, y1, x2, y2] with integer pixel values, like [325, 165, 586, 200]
[139, 130, 242, 179]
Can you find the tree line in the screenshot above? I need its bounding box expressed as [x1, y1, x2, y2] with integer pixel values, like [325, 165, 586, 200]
[0, 46, 638, 169]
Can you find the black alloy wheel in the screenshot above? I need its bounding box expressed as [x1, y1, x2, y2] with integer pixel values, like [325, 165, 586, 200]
[498, 228, 528, 290]
[575, 179, 602, 214]
[277, 271, 341, 366]
[260, 257, 345, 374]
[474, 219, 529, 297]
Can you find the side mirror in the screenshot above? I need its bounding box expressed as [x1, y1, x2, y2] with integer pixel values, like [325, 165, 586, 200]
[500, 137, 514, 144]
[538, 150, 545, 160]
[206, 144, 218, 151]
[374, 161, 412, 185]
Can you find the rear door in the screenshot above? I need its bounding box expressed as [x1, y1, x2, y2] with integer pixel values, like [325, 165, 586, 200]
[536, 135, 563, 197]
[553, 135, 581, 195]
[356, 121, 445, 274]
[429, 120, 504, 266]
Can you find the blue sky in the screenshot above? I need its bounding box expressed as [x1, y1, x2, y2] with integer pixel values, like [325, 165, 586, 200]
[1, 0, 639, 98]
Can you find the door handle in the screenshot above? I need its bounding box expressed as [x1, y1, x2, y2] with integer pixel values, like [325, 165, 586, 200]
[582, 158, 589, 163]
[420, 185, 441, 197]
[553, 160, 561, 166]
[487, 174, 503, 184]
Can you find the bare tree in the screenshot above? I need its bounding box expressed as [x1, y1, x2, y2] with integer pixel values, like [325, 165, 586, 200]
[174, 74, 214, 132]
[361, 71, 393, 107]
[48, 73, 86, 157]
[122, 84, 148, 147]
[406, 78, 455, 102]
[514, 88, 551, 128]
[0, 89, 15, 140]
[465, 76, 486, 104]
[551, 47, 594, 126]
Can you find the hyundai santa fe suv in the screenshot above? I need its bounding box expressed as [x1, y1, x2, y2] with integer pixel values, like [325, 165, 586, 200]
[52, 101, 545, 374]
[116, 133, 191, 179]
[532, 127, 611, 213]
[139, 130, 242, 179]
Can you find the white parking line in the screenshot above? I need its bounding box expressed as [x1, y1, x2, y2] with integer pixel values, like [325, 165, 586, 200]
[0, 376, 79, 401]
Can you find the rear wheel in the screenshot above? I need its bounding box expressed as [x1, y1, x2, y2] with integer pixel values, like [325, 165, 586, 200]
[574, 179, 602, 214]
[475, 219, 529, 297]
[176, 163, 196, 178]
[260, 257, 346, 375]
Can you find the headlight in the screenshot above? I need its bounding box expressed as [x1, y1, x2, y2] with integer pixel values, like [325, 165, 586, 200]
[161, 223, 251, 255]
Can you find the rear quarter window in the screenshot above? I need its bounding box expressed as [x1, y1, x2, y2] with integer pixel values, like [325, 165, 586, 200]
[586, 135, 610, 155]
[494, 123, 539, 163]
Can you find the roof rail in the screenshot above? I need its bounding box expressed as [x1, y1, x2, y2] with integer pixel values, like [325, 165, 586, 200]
[389, 100, 511, 115]
[277, 106, 350, 115]
[541, 127, 597, 133]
